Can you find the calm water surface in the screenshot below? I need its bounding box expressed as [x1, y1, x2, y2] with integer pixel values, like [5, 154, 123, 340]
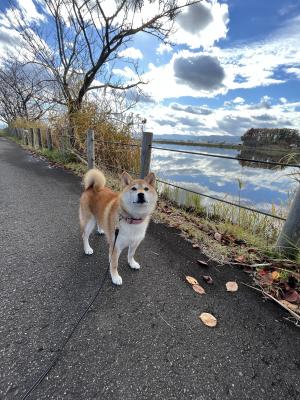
[151, 144, 299, 212]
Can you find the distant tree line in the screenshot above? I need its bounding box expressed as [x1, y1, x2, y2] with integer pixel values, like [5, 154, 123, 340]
[241, 128, 300, 148]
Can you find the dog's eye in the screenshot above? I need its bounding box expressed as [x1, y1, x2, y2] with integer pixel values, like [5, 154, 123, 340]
[131, 187, 137, 191]
[144, 187, 149, 191]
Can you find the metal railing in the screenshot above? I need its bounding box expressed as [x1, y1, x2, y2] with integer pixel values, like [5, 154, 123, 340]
[151, 145, 300, 169]
[8, 126, 300, 257]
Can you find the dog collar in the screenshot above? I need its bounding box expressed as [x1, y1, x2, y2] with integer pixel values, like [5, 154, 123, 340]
[119, 214, 144, 225]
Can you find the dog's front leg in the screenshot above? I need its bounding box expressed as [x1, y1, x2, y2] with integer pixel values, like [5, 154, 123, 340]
[128, 240, 142, 270]
[109, 245, 122, 285]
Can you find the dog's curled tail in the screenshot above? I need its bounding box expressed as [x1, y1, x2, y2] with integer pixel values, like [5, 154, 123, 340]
[83, 168, 106, 192]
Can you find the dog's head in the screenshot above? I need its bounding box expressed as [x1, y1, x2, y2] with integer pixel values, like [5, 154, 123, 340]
[120, 171, 158, 218]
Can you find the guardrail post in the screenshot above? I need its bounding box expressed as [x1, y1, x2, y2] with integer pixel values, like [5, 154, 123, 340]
[46, 128, 53, 151]
[36, 128, 43, 148]
[140, 131, 153, 178]
[24, 129, 29, 145]
[29, 128, 34, 147]
[20, 128, 24, 144]
[60, 130, 71, 160]
[87, 129, 95, 170]
[275, 184, 300, 258]
[68, 126, 75, 147]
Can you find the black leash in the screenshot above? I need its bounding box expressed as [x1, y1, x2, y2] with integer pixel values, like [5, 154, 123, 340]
[21, 229, 119, 400]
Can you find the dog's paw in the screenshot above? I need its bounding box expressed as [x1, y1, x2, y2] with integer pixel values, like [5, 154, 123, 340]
[84, 246, 94, 255]
[111, 274, 123, 286]
[129, 260, 140, 270]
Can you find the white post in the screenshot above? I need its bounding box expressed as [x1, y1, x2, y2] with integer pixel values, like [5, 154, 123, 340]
[275, 184, 300, 258]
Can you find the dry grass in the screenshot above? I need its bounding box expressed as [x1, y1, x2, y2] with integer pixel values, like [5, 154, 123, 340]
[49, 102, 141, 174]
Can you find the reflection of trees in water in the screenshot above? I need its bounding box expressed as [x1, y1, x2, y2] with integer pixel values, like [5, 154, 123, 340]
[237, 147, 300, 170]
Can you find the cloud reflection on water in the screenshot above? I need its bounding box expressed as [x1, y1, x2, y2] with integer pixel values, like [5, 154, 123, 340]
[151, 144, 297, 211]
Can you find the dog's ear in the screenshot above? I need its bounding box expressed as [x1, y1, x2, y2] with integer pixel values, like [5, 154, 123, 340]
[121, 171, 133, 187]
[144, 172, 156, 187]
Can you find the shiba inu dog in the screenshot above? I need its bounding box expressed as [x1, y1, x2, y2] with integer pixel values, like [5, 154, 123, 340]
[79, 169, 158, 285]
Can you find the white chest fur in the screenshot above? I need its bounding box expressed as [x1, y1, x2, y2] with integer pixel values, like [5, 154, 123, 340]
[116, 218, 149, 251]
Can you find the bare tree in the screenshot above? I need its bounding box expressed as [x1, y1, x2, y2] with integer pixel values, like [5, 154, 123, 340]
[9, 0, 199, 122]
[0, 59, 56, 124]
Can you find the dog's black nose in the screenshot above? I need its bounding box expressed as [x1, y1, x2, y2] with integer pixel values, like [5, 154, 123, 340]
[137, 192, 145, 203]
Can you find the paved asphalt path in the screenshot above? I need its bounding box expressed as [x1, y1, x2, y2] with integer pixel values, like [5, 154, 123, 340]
[0, 137, 300, 400]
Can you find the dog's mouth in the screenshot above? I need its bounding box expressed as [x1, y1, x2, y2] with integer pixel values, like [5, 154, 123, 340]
[133, 199, 148, 204]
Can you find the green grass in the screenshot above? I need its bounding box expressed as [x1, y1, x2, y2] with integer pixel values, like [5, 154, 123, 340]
[157, 180, 284, 250]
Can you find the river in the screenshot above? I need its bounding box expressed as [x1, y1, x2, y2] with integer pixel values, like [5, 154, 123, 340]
[151, 143, 299, 213]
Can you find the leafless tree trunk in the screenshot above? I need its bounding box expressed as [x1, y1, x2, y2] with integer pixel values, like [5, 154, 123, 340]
[0, 59, 56, 125]
[8, 0, 199, 123]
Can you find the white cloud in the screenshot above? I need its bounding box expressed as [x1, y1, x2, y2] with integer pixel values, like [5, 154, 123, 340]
[285, 67, 300, 79]
[16, 0, 45, 24]
[141, 50, 227, 100]
[119, 47, 143, 59]
[135, 97, 300, 138]
[156, 42, 172, 55]
[173, 0, 229, 49]
[218, 15, 300, 91]
[112, 66, 138, 80]
[232, 97, 245, 104]
[280, 97, 288, 104]
[142, 13, 300, 102]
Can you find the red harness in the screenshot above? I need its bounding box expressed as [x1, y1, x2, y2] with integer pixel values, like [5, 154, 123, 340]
[119, 213, 144, 225]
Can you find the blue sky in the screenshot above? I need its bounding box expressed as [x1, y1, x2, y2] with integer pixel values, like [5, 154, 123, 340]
[1, 0, 300, 138]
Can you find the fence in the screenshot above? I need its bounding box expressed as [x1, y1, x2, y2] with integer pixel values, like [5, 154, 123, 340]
[6, 126, 300, 258]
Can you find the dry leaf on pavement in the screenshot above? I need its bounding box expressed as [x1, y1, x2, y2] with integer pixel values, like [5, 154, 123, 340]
[199, 312, 217, 327]
[186, 276, 199, 285]
[226, 281, 238, 292]
[192, 284, 206, 295]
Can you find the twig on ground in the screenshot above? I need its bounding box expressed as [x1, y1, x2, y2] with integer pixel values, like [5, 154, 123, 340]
[157, 312, 175, 330]
[242, 282, 300, 324]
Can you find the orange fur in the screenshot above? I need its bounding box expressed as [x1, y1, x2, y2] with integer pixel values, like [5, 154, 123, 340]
[79, 169, 158, 285]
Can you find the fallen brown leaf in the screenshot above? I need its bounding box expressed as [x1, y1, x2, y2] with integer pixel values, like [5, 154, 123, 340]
[192, 284, 206, 295]
[259, 272, 273, 286]
[199, 312, 217, 327]
[203, 275, 213, 284]
[186, 276, 199, 285]
[226, 281, 238, 292]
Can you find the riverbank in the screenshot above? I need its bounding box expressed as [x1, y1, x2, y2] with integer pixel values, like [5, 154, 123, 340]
[153, 139, 241, 149]
[153, 139, 300, 155]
